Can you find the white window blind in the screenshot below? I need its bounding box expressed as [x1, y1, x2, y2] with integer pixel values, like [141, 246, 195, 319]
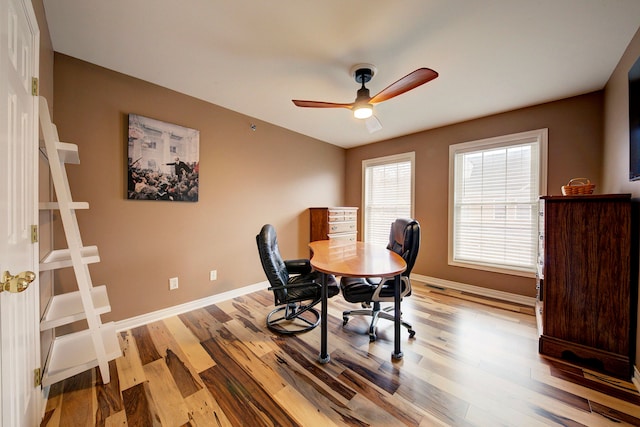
[363, 153, 414, 246]
[449, 129, 547, 275]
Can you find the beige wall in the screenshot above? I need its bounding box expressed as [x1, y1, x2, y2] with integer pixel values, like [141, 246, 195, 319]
[345, 92, 603, 297]
[51, 54, 345, 322]
[602, 27, 640, 376]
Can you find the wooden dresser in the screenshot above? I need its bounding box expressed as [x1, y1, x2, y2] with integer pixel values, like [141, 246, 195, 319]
[309, 207, 358, 244]
[537, 194, 638, 379]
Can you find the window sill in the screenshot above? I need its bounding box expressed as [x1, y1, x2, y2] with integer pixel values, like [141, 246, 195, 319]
[448, 259, 536, 278]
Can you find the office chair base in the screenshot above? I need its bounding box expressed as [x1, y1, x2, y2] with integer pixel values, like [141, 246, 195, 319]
[267, 304, 320, 335]
[342, 305, 415, 342]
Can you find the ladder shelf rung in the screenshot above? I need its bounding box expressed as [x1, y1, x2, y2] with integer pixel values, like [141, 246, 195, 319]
[41, 322, 122, 387]
[40, 285, 111, 330]
[41, 141, 80, 164]
[55, 141, 80, 164]
[39, 201, 90, 210]
[39, 246, 100, 271]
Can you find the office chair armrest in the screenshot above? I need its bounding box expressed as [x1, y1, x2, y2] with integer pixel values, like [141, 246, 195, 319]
[267, 280, 321, 292]
[284, 258, 312, 274]
[370, 276, 410, 301]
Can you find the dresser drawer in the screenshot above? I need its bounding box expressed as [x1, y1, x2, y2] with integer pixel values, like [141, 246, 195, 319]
[328, 232, 357, 244]
[328, 221, 356, 234]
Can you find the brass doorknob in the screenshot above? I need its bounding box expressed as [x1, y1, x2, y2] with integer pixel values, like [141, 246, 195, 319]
[0, 271, 36, 293]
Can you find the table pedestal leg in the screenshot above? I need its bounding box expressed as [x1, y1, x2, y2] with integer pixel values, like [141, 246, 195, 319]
[318, 272, 330, 364]
[392, 274, 403, 360]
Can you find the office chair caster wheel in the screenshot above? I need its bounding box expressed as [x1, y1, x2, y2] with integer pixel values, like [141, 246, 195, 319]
[369, 325, 377, 342]
[408, 329, 416, 339]
[343, 317, 349, 326]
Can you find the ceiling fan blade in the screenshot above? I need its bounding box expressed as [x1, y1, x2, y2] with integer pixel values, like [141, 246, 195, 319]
[365, 115, 383, 134]
[369, 68, 438, 105]
[292, 100, 354, 109]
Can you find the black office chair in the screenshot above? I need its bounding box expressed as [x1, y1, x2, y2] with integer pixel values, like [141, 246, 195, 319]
[340, 218, 420, 342]
[256, 224, 339, 334]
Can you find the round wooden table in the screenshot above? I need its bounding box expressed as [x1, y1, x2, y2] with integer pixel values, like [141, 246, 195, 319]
[309, 240, 407, 363]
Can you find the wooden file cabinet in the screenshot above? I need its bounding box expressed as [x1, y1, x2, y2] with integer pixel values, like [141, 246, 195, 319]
[538, 194, 637, 379]
[309, 207, 358, 244]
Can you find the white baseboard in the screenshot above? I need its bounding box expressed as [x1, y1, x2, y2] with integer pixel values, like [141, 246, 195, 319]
[115, 281, 267, 332]
[633, 365, 640, 393]
[411, 274, 537, 307]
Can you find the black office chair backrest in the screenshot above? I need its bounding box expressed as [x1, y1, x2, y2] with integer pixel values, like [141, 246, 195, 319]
[387, 218, 420, 276]
[256, 224, 289, 302]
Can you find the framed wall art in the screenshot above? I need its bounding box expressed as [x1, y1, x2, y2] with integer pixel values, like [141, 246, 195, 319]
[127, 114, 200, 201]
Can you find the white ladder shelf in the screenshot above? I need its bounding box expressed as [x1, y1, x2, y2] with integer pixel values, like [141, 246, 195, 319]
[38, 96, 121, 386]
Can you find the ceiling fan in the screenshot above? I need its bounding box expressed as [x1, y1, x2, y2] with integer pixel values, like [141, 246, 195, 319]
[292, 64, 438, 133]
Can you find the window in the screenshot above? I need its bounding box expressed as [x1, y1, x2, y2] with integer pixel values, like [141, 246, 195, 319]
[362, 152, 415, 246]
[449, 129, 547, 276]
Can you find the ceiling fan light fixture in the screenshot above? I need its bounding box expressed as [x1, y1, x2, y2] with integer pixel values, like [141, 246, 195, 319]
[353, 104, 373, 119]
[292, 65, 438, 133]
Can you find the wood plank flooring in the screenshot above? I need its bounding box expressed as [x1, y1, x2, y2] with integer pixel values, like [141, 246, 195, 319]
[41, 283, 640, 426]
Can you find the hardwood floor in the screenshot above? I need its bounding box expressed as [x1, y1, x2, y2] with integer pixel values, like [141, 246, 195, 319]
[41, 283, 640, 426]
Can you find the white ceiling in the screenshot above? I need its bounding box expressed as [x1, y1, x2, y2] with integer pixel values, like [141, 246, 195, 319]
[42, 0, 640, 149]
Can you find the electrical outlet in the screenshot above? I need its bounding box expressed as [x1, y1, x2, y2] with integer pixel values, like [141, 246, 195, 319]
[210, 270, 217, 281]
[169, 277, 179, 290]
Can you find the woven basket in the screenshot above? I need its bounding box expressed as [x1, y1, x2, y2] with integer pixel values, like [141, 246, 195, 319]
[561, 178, 595, 196]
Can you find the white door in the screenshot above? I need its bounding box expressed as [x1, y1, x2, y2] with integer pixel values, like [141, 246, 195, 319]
[0, 0, 41, 426]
